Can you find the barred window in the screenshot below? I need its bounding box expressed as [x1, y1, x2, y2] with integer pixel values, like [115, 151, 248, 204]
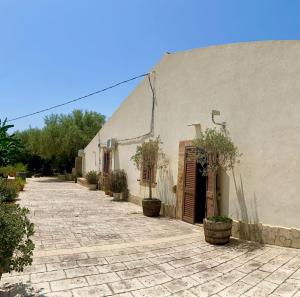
[141, 161, 156, 184]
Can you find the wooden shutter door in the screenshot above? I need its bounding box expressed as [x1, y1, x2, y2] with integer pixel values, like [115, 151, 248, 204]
[182, 147, 197, 223]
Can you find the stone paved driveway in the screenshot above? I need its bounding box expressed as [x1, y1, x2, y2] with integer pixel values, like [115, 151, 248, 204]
[1, 178, 300, 297]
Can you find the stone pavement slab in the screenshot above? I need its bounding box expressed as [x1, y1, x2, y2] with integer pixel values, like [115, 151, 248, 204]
[1, 178, 300, 296]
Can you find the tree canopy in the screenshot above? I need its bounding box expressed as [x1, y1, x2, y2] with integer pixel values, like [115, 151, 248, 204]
[0, 119, 21, 166]
[15, 110, 105, 173]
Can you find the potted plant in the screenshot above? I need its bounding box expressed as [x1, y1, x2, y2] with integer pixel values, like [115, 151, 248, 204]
[204, 216, 233, 244]
[131, 137, 167, 217]
[110, 169, 127, 201]
[85, 170, 98, 190]
[194, 127, 240, 244]
[0, 203, 35, 280]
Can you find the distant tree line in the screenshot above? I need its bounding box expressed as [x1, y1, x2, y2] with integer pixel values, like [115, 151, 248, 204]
[14, 110, 105, 175]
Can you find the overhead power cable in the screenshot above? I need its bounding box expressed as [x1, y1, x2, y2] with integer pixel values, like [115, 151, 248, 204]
[7, 73, 149, 122]
[117, 73, 156, 144]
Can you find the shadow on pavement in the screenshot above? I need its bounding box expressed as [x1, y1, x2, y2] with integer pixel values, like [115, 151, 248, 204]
[0, 282, 46, 297]
[226, 237, 264, 252]
[34, 178, 73, 183]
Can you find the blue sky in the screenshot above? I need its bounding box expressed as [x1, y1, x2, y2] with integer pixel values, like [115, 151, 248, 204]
[1, 0, 299, 131]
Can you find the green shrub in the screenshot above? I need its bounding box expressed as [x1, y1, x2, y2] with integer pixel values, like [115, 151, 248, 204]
[15, 177, 26, 191]
[207, 215, 232, 222]
[14, 163, 27, 173]
[110, 170, 127, 193]
[0, 165, 14, 177]
[0, 179, 18, 202]
[86, 171, 98, 184]
[0, 163, 27, 177]
[0, 203, 35, 279]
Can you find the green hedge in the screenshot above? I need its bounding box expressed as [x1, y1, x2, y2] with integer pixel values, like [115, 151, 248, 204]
[0, 203, 35, 278]
[0, 179, 18, 202]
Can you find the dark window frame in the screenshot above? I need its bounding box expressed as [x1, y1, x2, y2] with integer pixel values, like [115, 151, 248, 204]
[103, 150, 111, 174]
[140, 160, 157, 187]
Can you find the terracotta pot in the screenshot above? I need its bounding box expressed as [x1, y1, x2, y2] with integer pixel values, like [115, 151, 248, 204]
[142, 198, 161, 217]
[204, 218, 232, 245]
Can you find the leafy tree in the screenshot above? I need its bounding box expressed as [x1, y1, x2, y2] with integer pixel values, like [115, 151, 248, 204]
[131, 137, 167, 199]
[0, 119, 21, 166]
[16, 110, 105, 173]
[193, 127, 241, 175]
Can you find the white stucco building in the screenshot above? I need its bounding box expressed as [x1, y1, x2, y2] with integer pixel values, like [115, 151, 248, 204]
[81, 40, 300, 248]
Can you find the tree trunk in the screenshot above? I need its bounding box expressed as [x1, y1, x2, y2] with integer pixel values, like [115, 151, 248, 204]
[211, 171, 219, 216]
[149, 167, 152, 199]
[206, 154, 219, 217]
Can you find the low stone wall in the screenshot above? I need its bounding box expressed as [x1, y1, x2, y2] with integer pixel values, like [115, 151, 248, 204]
[232, 220, 300, 249]
[128, 195, 176, 218]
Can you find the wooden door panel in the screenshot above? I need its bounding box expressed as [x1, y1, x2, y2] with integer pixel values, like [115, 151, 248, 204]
[182, 147, 197, 223]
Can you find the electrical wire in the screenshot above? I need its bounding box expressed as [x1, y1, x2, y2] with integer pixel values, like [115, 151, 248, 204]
[7, 73, 149, 122]
[117, 72, 156, 143]
[97, 72, 156, 147]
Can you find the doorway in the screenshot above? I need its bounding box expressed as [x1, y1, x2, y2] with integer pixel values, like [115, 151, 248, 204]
[195, 162, 207, 222]
[182, 146, 207, 224]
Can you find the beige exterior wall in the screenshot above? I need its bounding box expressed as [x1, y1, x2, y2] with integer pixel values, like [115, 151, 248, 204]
[83, 40, 300, 231]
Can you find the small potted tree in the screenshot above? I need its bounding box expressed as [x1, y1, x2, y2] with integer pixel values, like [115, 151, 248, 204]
[194, 128, 240, 244]
[131, 137, 167, 217]
[110, 169, 127, 201]
[0, 203, 35, 280]
[85, 170, 98, 190]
